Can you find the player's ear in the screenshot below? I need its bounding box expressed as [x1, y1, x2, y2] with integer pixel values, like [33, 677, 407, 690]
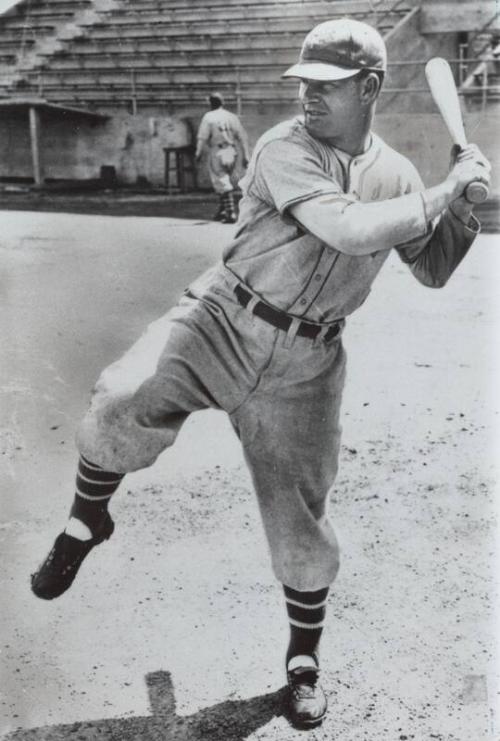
[358, 71, 381, 104]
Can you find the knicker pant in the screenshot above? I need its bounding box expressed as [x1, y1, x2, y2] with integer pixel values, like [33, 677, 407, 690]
[208, 145, 237, 194]
[76, 266, 346, 591]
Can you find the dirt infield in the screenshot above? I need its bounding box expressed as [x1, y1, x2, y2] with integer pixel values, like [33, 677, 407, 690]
[0, 210, 498, 740]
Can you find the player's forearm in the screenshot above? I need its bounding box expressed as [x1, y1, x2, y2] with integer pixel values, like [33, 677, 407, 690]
[447, 197, 474, 226]
[241, 136, 251, 162]
[236, 133, 250, 161]
[292, 180, 458, 256]
[195, 138, 207, 159]
[400, 205, 479, 288]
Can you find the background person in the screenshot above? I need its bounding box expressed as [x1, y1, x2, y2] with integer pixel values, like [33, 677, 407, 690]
[195, 92, 250, 223]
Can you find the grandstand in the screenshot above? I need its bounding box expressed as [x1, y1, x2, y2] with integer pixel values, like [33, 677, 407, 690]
[0, 0, 498, 189]
[0, 0, 416, 110]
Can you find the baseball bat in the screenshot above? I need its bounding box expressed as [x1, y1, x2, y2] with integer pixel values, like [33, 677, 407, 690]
[424, 57, 488, 204]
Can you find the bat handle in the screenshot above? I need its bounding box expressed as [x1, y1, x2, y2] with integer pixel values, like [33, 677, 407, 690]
[464, 180, 489, 204]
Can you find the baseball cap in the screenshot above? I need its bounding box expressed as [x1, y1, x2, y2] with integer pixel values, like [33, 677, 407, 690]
[282, 19, 387, 81]
[208, 91, 224, 104]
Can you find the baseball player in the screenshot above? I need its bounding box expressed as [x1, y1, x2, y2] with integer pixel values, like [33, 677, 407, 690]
[31, 19, 491, 729]
[195, 92, 250, 223]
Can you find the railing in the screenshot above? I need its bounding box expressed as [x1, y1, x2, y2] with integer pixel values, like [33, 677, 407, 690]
[21, 59, 500, 113]
[460, 10, 499, 66]
[24, 65, 247, 112]
[456, 10, 500, 106]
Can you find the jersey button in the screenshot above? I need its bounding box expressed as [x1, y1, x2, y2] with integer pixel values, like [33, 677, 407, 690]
[315, 274, 322, 281]
[327, 248, 334, 255]
[300, 298, 307, 305]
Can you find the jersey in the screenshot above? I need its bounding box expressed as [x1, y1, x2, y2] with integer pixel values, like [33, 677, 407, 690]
[196, 108, 249, 155]
[224, 117, 478, 322]
[76, 114, 480, 592]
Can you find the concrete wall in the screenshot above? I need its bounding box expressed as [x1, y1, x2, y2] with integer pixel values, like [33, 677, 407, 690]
[0, 110, 32, 175]
[380, 6, 459, 113]
[0, 110, 192, 185]
[1, 107, 497, 197]
[419, 0, 500, 33]
[373, 112, 500, 194]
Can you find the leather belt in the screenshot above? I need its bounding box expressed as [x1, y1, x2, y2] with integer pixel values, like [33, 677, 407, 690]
[234, 284, 340, 342]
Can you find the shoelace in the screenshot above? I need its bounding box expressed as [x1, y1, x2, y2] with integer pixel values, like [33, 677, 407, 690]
[289, 669, 320, 697]
[39, 534, 88, 574]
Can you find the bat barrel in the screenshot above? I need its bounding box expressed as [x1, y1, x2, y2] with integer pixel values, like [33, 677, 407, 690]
[425, 58, 489, 206]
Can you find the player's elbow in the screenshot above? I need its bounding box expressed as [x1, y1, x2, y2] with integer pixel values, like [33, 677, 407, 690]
[428, 276, 448, 289]
[413, 270, 448, 289]
[327, 220, 381, 256]
[293, 202, 384, 256]
[306, 213, 362, 254]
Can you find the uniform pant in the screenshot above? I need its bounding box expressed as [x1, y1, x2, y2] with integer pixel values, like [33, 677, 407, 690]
[208, 145, 237, 194]
[76, 265, 346, 591]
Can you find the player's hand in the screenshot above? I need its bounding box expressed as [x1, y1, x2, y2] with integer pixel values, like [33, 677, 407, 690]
[447, 143, 491, 200]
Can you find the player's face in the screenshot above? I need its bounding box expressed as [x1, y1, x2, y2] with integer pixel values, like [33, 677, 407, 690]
[299, 75, 366, 150]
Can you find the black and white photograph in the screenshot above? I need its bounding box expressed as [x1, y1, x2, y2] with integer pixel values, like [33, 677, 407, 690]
[0, 0, 498, 739]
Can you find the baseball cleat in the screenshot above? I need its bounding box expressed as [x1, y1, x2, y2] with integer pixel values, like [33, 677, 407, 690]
[31, 513, 114, 600]
[285, 656, 327, 729]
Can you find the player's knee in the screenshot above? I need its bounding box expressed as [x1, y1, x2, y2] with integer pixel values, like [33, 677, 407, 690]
[303, 478, 337, 520]
[76, 395, 179, 473]
[308, 496, 329, 520]
[133, 408, 185, 447]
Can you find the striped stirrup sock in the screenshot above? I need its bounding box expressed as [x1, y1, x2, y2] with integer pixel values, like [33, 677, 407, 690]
[284, 585, 329, 663]
[67, 456, 124, 539]
[75, 455, 124, 503]
[222, 190, 236, 219]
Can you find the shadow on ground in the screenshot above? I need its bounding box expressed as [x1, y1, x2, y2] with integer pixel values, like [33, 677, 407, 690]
[0, 190, 221, 221]
[0, 189, 498, 232]
[5, 671, 285, 740]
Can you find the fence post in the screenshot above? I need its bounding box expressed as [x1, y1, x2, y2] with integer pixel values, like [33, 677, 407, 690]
[236, 66, 242, 117]
[458, 43, 468, 86]
[29, 105, 43, 186]
[131, 69, 138, 115]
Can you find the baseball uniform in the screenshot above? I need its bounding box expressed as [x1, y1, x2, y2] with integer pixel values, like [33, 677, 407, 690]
[196, 107, 250, 194]
[77, 115, 479, 592]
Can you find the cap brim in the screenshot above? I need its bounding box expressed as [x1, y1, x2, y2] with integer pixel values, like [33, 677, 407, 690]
[282, 62, 360, 81]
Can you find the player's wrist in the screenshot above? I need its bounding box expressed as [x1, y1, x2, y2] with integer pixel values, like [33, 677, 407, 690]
[422, 180, 457, 221]
[448, 197, 473, 223]
[443, 175, 462, 203]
